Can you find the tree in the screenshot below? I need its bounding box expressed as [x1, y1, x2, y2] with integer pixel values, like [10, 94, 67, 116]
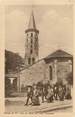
[5, 50, 24, 73]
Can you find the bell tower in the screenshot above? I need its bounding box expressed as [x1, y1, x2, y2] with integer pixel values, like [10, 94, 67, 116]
[25, 11, 39, 66]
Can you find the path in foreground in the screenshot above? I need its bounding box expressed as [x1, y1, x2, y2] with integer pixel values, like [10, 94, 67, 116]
[5, 97, 73, 114]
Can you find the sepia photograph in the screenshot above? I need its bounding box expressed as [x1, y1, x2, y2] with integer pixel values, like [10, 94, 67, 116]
[5, 4, 73, 114]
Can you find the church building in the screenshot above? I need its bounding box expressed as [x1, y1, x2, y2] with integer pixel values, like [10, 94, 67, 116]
[18, 11, 73, 91]
[5, 11, 73, 95]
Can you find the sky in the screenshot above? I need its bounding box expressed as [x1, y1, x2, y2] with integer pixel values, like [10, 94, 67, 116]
[5, 5, 73, 59]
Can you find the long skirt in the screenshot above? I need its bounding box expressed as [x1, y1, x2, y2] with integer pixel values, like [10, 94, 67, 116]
[46, 94, 54, 103]
[32, 96, 40, 106]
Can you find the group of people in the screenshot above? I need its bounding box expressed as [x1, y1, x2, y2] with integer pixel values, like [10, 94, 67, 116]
[24, 81, 72, 106]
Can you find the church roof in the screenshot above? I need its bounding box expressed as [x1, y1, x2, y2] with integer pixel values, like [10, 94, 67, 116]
[25, 11, 39, 33]
[45, 49, 73, 60]
[28, 11, 36, 29]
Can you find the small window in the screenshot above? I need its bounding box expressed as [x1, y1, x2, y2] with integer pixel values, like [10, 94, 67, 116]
[31, 44, 32, 48]
[32, 58, 35, 64]
[30, 49, 33, 54]
[27, 38, 28, 43]
[31, 39, 33, 43]
[28, 58, 31, 64]
[35, 34, 38, 38]
[31, 33, 33, 37]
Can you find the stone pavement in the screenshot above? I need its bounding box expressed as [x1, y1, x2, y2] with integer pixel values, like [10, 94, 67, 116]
[5, 97, 73, 114]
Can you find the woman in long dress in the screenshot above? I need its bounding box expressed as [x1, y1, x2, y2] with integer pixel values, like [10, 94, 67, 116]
[32, 85, 40, 106]
[46, 86, 54, 103]
[58, 85, 64, 101]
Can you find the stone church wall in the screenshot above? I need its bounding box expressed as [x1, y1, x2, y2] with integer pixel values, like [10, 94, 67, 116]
[45, 59, 72, 85]
[20, 59, 46, 88]
[56, 60, 72, 84]
[43, 59, 72, 85]
[20, 58, 72, 90]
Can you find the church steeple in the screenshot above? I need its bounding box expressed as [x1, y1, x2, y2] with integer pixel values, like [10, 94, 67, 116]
[25, 11, 39, 33]
[25, 11, 39, 66]
[28, 11, 36, 29]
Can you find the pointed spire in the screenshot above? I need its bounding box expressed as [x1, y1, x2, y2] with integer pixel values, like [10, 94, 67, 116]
[25, 9, 39, 33]
[28, 10, 36, 29]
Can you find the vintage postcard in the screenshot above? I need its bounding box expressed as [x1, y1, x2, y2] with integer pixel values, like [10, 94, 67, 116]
[0, 0, 75, 116]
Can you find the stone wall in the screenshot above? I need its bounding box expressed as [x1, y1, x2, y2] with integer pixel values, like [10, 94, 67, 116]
[45, 59, 72, 85]
[57, 60, 72, 84]
[20, 59, 46, 88]
[20, 58, 72, 90]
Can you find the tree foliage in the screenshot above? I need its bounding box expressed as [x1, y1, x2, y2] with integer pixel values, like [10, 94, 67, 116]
[5, 50, 24, 73]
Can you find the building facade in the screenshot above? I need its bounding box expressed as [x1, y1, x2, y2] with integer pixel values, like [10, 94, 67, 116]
[19, 12, 73, 90]
[20, 50, 73, 91]
[5, 49, 73, 95]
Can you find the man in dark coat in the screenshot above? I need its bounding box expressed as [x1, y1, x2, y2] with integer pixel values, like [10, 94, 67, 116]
[65, 84, 72, 99]
[25, 86, 33, 106]
[53, 83, 59, 100]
